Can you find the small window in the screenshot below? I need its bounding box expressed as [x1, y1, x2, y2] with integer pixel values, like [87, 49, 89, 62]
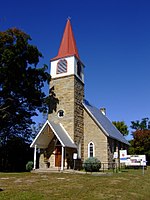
[57, 110, 64, 118]
[57, 59, 67, 74]
[77, 61, 82, 78]
[88, 142, 95, 158]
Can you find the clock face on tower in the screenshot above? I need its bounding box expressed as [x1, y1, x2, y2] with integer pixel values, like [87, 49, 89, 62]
[56, 59, 67, 74]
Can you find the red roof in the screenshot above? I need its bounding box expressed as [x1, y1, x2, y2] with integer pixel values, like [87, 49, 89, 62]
[51, 19, 79, 61]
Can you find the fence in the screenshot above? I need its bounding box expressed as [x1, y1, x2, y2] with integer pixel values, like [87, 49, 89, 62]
[72, 160, 118, 172]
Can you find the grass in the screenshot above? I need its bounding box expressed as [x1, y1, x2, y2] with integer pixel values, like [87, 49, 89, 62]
[0, 167, 150, 200]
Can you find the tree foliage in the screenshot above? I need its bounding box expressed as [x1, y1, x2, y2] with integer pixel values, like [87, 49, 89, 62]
[0, 28, 51, 143]
[130, 117, 150, 130]
[0, 136, 33, 172]
[129, 118, 150, 164]
[112, 121, 129, 136]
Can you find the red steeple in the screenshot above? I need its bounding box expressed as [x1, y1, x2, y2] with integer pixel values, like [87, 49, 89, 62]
[51, 19, 80, 61]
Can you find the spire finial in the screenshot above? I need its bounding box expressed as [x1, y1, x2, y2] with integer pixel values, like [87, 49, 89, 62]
[67, 16, 71, 20]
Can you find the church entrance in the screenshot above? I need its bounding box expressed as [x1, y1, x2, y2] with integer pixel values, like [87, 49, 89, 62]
[55, 146, 62, 167]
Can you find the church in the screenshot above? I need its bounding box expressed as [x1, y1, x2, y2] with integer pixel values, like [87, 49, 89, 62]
[30, 19, 129, 170]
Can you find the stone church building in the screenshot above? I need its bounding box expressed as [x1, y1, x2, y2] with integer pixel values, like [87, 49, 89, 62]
[31, 19, 129, 170]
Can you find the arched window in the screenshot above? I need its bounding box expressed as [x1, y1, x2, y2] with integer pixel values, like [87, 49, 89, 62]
[57, 59, 67, 74]
[88, 142, 95, 158]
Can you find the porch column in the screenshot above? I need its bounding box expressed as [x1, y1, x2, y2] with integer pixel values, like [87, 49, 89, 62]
[33, 144, 37, 170]
[61, 146, 64, 171]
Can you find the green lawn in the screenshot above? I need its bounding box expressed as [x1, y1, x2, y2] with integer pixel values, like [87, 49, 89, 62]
[0, 168, 150, 200]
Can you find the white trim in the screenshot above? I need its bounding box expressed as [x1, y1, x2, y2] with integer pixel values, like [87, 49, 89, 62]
[61, 146, 64, 171]
[51, 56, 84, 84]
[30, 120, 49, 148]
[30, 120, 65, 148]
[88, 141, 95, 158]
[33, 144, 37, 170]
[57, 110, 65, 118]
[47, 121, 65, 147]
[30, 120, 77, 150]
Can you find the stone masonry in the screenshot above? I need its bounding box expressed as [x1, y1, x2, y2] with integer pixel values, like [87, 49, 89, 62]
[84, 109, 108, 163]
[48, 74, 84, 151]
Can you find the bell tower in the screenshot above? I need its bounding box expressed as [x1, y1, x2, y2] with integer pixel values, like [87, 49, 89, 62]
[48, 19, 84, 157]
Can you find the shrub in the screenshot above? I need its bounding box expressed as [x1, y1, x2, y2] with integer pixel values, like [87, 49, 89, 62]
[83, 157, 101, 172]
[26, 161, 33, 172]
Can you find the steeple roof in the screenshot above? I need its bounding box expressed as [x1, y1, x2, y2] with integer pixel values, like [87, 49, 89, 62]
[51, 19, 80, 61]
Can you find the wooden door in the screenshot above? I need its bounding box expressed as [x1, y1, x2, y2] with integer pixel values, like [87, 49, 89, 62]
[55, 146, 62, 167]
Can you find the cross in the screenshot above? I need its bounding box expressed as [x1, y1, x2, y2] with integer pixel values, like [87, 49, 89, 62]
[67, 16, 71, 20]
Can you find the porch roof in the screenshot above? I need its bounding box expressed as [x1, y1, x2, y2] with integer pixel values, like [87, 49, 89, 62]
[30, 120, 77, 149]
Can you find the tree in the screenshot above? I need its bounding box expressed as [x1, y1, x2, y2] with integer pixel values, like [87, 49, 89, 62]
[0, 136, 33, 172]
[130, 117, 150, 130]
[129, 118, 150, 164]
[0, 28, 51, 143]
[112, 121, 129, 136]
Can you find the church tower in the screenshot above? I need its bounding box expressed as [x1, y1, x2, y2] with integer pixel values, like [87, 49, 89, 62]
[48, 19, 84, 159]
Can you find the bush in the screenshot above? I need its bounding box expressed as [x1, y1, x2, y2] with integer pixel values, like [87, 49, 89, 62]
[26, 161, 33, 172]
[83, 157, 101, 172]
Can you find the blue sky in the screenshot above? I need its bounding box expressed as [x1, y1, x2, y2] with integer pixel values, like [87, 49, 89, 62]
[1, 0, 150, 139]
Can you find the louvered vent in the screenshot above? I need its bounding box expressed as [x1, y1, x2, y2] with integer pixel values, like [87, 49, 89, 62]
[57, 59, 67, 74]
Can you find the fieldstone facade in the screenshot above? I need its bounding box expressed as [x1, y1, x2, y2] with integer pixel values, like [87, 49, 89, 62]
[74, 76, 84, 160]
[48, 74, 84, 145]
[48, 75, 75, 139]
[46, 74, 84, 168]
[83, 109, 108, 163]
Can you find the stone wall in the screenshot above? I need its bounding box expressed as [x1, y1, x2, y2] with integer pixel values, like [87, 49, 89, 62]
[48, 75, 84, 140]
[48, 75, 84, 157]
[48, 75, 75, 140]
[39, 137, 56, 169]
[84, 109, 108, 163]
[74, 76, 84, 160]
[107, 138, 115, 163]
